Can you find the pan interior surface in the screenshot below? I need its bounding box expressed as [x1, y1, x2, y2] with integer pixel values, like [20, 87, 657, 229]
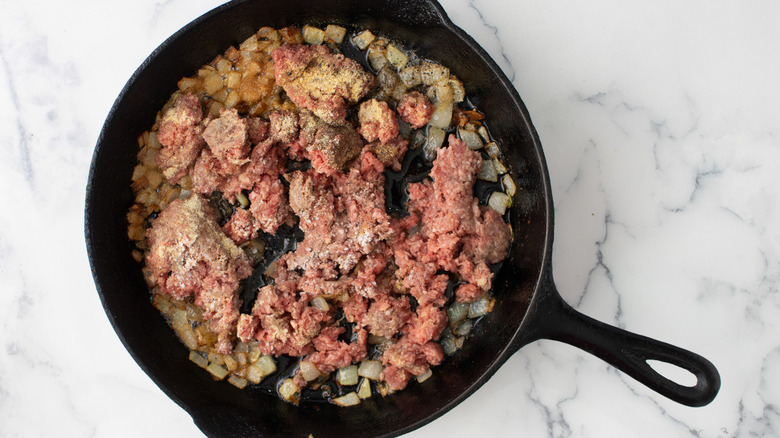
[85, 0, 551, 436]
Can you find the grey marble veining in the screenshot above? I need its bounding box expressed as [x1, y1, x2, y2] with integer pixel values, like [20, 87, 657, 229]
[1, 0, 779, 436]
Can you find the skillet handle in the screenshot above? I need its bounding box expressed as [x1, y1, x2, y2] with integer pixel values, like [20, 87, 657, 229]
[528, 288, 720, 407]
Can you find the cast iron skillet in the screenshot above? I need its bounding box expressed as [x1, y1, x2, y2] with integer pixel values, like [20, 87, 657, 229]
[85, 0, 721, 436]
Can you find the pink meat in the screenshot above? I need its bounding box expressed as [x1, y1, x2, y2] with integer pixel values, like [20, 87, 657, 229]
[248, 174, 291, 235]
[156, 92, 205, 183]
[305, 327, 368, 373]
[202, 108, 250, 165]
[397, 91, 434, 129]
[145, 195, 252, 353]
[400, 135, 512, 303]
[358, 99, 399, 144]
[268, 110, 299, 143]
[364, 293, 413, 338]
[222, 207, 257, 245]
[272, 43, 375, 123]
[381, 339, 443, 390]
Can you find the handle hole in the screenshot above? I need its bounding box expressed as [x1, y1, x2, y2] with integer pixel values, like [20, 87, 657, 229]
[646, 360, 697, 387]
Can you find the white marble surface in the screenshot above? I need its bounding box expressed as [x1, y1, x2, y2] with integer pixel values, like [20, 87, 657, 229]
[1, 0, 778, 436]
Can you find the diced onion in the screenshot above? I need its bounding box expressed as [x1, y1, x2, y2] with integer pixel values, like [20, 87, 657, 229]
[458, 127, 483, 150]
[207, 352, 224, 365]
[216, 58, 233, 75]
[352, 30, 376, 50]
[488, 191, 511, 215]
[207, 363, 229, 380]
[453, 319, 473, 337]
[416, 368, 433, 383]
[386, 44, 408, 69]
[423, 127, 445, 161]
[279, 378, 300, 404]
[485, 142, 500, 158]
[236, 192, 249, 207]
[223, 354, 238, 371]
[256, 355, 277, 375]
[337, 365, 359, 386]
[478, 126, 490, 143]
[357, 360, 383, 380]
[186, 304, 203, 322]
[170, 308, 188, 330]
[177, 326, 199, 350]
[228, 375, 248, 389]
[447, 301, 470, 326]
[332, 392, 361, 407]
[248, 345, 261, 363]
[399, 65, 422, 87]
[377, 382, 391, 397]
[469, 296, 493, 319]
[302, 25, 325, 45]
[478, 159, 498, 182]
[441, 336, 459, 356]
[226, 72, 242, 89]
[368, 47, 387, 71]
[503, 174, 517, 196]
[427, 83, 453, 104]
[234, 341, 249, 353]
[325, 25, 347, 44]
[357, 379, 372, 399]
[493, 159, 508, 175]
[428, 100, 452, 129]
[420, 61, 450, 85]
[240, 34, 259, 51]
[299, 361, 322, 382]
[449, 77, 465, 102]
[189, 351, 209, 369]
[246, 364, 265, 384]
[310, 296, 330, 312]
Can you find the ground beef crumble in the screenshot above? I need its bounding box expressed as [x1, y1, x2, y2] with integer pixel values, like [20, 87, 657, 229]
[146, 195, 252, 354]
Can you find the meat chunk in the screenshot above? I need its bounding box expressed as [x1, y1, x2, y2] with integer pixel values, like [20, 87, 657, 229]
[309, 123, 363, 174]
[368, 137, 408, 171]
[293, 110, 363, 174]
[462, 206, 512, 265]
[239, 284, 328, 357]
[191, 112, 287, 201]
[403, 305, 447, 345]
[272, 43, 375, 123]
[156, 92, 205, 183]
[145, 195, 252, 353]
[364, 294, 413, 338]
[202, 108, 250, 165]
[358, 99, 399, 144]
[248, 174, 292, 234]
[305, 327, 368, 373]
[397, 91, 433, 129]
[268, 110, 299, 143]
[398, 135, 511, 304]
[381, 339, 443, 390]
[222, 207, 257, 245]
[246, 117, 270, 144]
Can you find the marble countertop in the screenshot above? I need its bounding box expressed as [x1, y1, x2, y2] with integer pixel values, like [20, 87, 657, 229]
[2, 0, 778, 436]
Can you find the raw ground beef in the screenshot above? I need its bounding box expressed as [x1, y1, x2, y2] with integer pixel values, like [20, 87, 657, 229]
[397, 91, 433, 129]
[358, 99, 399, 144]
[156, 92, 205, 183]
[145, 195, 252, 354]
[271, 43, 374, 123]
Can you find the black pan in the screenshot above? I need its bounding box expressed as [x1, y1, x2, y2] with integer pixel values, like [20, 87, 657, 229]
[84, 0, 720, 436]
